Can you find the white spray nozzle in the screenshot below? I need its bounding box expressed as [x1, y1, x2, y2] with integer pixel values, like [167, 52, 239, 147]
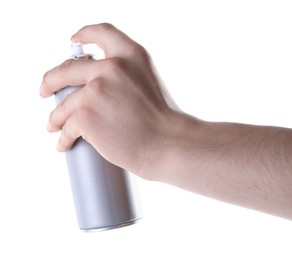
[71, 42, 84, 58]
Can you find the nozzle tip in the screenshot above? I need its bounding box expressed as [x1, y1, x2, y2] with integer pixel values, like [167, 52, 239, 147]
[71, 42, 84, 58]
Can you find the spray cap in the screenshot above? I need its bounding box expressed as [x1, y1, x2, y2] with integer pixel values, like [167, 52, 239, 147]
[71, 42, 84, 58]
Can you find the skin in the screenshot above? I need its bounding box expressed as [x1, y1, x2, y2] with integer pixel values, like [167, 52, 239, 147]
[40, 23, 292, 220]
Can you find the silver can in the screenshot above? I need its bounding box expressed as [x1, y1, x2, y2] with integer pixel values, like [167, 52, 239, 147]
[54, 43, 142, 231]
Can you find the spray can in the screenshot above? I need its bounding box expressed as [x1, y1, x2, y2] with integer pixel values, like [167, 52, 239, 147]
[54, 43, 142, 231]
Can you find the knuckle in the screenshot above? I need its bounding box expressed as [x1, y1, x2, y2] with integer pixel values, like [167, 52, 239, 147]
[57, 59, 74, 77]
[75, 107, 94, 128]
[127, 43, 149, 60]
[104, 58, 124, 74]
[85, 78, 106, 99]
[78, 106, 90, 119]
[98, 22, 115, 32]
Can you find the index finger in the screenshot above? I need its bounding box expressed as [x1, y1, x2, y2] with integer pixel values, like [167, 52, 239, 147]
[71, 23, 143, 59]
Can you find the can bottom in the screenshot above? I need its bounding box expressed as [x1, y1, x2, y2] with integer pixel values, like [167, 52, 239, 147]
[80, 218, 142, 232]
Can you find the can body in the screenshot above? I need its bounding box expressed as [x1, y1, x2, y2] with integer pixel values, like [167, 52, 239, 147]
[55, 87, 142, 231]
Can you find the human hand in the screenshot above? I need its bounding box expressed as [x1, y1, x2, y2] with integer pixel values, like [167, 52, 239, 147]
[40, 23, 179, 179]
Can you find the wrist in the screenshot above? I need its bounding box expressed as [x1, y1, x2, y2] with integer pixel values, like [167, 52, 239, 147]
[137, 109, 205, 182]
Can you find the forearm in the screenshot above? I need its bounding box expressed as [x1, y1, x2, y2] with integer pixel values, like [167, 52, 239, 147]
[142, 111, 292, 219]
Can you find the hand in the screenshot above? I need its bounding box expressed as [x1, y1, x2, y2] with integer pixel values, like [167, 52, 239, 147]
[40, 23, 179, 178]
[40, 23, 292, 219]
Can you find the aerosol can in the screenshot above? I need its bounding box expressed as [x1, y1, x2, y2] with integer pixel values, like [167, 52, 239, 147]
[54, 43, 142, 231]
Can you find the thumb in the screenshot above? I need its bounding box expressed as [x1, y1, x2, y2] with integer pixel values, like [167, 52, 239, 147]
[71, 23, 140, 59]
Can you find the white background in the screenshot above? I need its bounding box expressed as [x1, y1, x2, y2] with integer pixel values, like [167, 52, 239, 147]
[0, 0, 291, 259]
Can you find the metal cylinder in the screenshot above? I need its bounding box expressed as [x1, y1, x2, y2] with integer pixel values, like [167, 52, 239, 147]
[53, 44, 142, 231]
